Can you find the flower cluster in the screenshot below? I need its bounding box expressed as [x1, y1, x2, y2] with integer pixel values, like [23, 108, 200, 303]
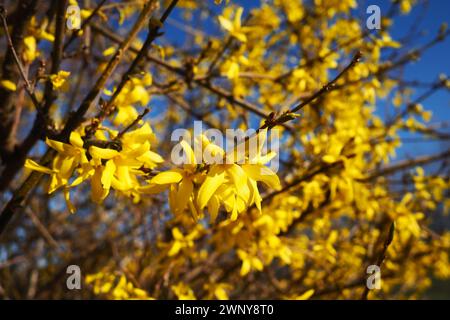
[141, 129, 280, 221]
[25, 123, 163, 212]
[25, 125, 280, 221]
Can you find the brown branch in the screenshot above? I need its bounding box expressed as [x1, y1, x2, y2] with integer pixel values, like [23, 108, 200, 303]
[361, 222, 395, 300]
[60, 0, 158, 139]
[0, 1, 38, 158]
[0, 1, 159, 237]
[0, 0, 65, 192]
[115, 108, 150, 140]
[63, 0, 108, 51]
[25, 208, 60, 250]
[364, 148, 450, 181]
[90, 23, 295, 132]
[42, 0, 68, 114]
[0, 5, 40, 109]
[85, 0, 179, 136]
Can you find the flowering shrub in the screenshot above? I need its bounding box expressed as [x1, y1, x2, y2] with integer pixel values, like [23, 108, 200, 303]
[0, 0, 448, 300]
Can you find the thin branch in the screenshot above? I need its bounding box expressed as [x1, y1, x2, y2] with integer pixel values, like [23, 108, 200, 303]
[90, 23, 295, 132]
[115, 108, 150, 140]
[361, 222, 395, 300]
[293, 52, 362, 113]
[86, 0, 179, 135]
[0, 6, 40, 109]
[364, 148, 450, 181]
[63, 0, 108, 51]
[60, 0, 159, 139]
[0, 1, 159, 237]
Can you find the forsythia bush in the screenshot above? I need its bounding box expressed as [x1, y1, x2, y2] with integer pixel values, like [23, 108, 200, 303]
[0, 0, 449, 299]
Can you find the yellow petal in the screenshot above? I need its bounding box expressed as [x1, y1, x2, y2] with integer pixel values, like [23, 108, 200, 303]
[145, 150, 164, 163]
[234, 32, 247, 43]
[242, 165, 281, 190]
[234, 7, 244, 28]
[218, 16, 233, 32]
[137, 183, 168, 194]
[240, 260, 251, 276]
[172, 227, 183, 240]
[89, 146, 119, 159]
[208, 195, 220, 222]
[175, 179, 193, 214]
[46, 137, 69, 153]
[69, 131, 84, 148]
[57, 155, 77, 179]
[168, 241, 182, 256]
[116, 165, 133, 190]
[124, 141, 149, 158]
[64, 188, 76, 214]
[227, 164, 247, 190]
[101, 160, 116, 190]
[0, 79, 17, 91]
[296, 289, 315, 300]
[91, 167, 108, 203]
[102, 46, 116, 56]
[180, 140, 197, 166]
[24, 159, 54, 174]
[48, 174, 65, 194]
[150, 170, 183, 185]
[197, 167, 225, 209]
[322, 155, 337, 163]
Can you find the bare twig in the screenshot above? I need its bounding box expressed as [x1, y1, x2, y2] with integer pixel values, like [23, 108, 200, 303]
[364, 148, 450, 180]
[115, 108, 150, 140]
[361, 222, 395, 300]
[63, 0, 108, 50]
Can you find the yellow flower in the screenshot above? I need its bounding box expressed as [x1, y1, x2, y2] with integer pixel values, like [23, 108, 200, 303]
[24, 131, 88, 213]
[25, 123, 163, 211]
[86, 271, 153, 300]
[50, 70, 71, 90]
[218, 7, 250, 42]
[104, 75, 153, 126]
[102, 46, 116, 57]
[237, 248, 264, 276]
[142, 140, 200, 216]
[23, 36, 39, 62]
[0, 79, 17, 92]
[294, 289, 315, 300]
[171, 282, 196, 300]
[145, 130, 280, 221]
[197, 130, 280, 220]
[88, 123, 163, 203]
[167, 226, 201, 256]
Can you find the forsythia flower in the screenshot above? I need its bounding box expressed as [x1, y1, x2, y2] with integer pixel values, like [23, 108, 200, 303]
[50, 70, 71, 90]
[218, 7, 250, 42]
[23, 36, 39, 62]
[171, 282, 196, 300]
[86, 272, 153, 300]
[25, 123, 163, 212]
[292, 289, 315, 300]
[104, 74, 153, 126]
[0, 79, 17, 92]
[237, 248, 264, 276]
[145, 129, 281, 221]
[25, 130, 88, 213]
[167, 226, 203, 256]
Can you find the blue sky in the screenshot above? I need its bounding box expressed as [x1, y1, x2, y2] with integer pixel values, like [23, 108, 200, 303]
[369, 0, 450, 160]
